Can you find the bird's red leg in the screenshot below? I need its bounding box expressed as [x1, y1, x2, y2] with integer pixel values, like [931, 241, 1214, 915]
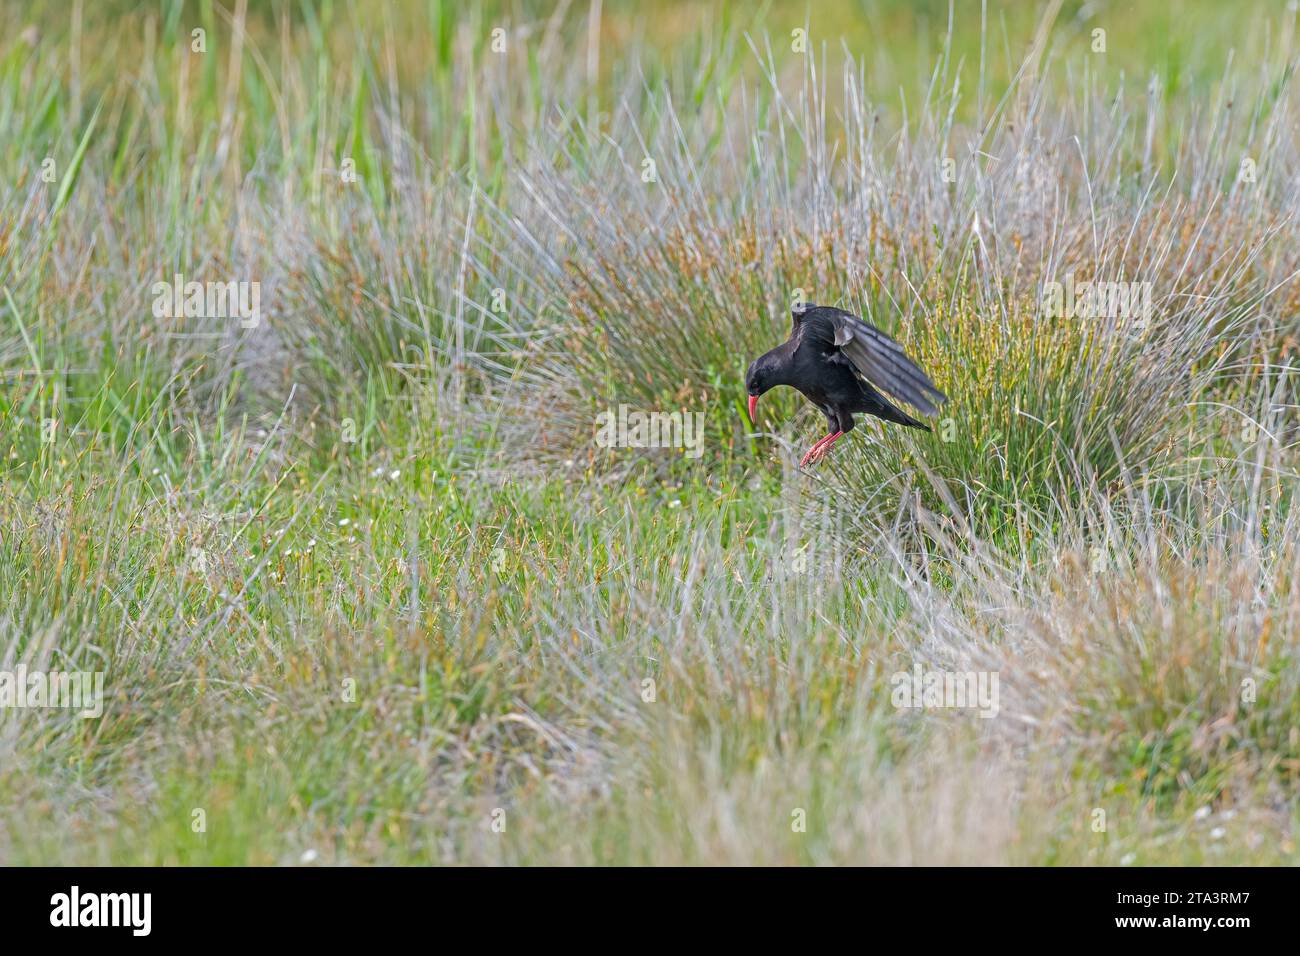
[800, 430, 842, 467]
[807, 430, 845, 465]
[799, 435, 831, 467]
[800, 432, 834, 466]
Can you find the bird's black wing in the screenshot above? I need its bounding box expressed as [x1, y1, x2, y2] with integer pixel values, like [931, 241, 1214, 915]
[803, 306, 947, 417]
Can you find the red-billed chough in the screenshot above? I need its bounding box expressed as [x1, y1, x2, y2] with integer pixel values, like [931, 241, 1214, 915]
[745, 302, 947, 466]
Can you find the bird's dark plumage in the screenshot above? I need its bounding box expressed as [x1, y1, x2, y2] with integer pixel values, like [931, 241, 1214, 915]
[745, 303, 947, 465]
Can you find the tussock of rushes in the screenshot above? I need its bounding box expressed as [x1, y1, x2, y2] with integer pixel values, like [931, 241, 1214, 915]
[495, 45, 1299, 529]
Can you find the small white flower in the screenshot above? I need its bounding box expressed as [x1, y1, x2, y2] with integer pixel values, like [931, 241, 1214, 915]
[668, 499, 682, 509]
[1210, 827, 1227, 840]
[338, 518, 350, 527]
[300, 849, 318, 864]
[1194, 806, 1211, 821]
[1120, 853, 1136, 866]
[389, 469, 400, 480]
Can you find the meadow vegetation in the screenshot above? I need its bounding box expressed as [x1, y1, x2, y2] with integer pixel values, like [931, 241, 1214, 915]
[1, 0, 1298, 864]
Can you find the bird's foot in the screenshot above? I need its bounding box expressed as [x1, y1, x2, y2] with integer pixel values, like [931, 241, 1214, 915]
[809, 431, 844, 464]
[800, 430, 843, 467]
[799, 435, 831, 467]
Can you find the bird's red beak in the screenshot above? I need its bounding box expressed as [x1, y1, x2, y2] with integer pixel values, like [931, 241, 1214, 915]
[747, 394, 759, 423]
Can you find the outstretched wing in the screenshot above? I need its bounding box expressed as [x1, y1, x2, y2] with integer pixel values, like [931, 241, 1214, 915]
[805, 306, 947, 416]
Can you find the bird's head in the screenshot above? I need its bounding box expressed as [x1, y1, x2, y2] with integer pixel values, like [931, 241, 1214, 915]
[791, 300, 812, 318]
[744, 352, 782, 423]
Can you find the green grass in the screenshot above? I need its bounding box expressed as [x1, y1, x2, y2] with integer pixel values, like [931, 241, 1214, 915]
[1, 0, 1299, 865]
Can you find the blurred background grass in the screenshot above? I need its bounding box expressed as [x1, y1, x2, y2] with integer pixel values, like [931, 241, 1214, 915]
[4, 0, 1287, 181]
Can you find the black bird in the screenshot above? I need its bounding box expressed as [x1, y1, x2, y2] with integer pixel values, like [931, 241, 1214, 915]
[745, 302, 947, 466]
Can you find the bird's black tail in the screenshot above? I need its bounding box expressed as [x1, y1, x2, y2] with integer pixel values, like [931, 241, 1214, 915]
[876, 396, 931, 431]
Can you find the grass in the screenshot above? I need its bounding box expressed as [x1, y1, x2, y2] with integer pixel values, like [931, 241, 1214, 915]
[1, 0, 1299, 865]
